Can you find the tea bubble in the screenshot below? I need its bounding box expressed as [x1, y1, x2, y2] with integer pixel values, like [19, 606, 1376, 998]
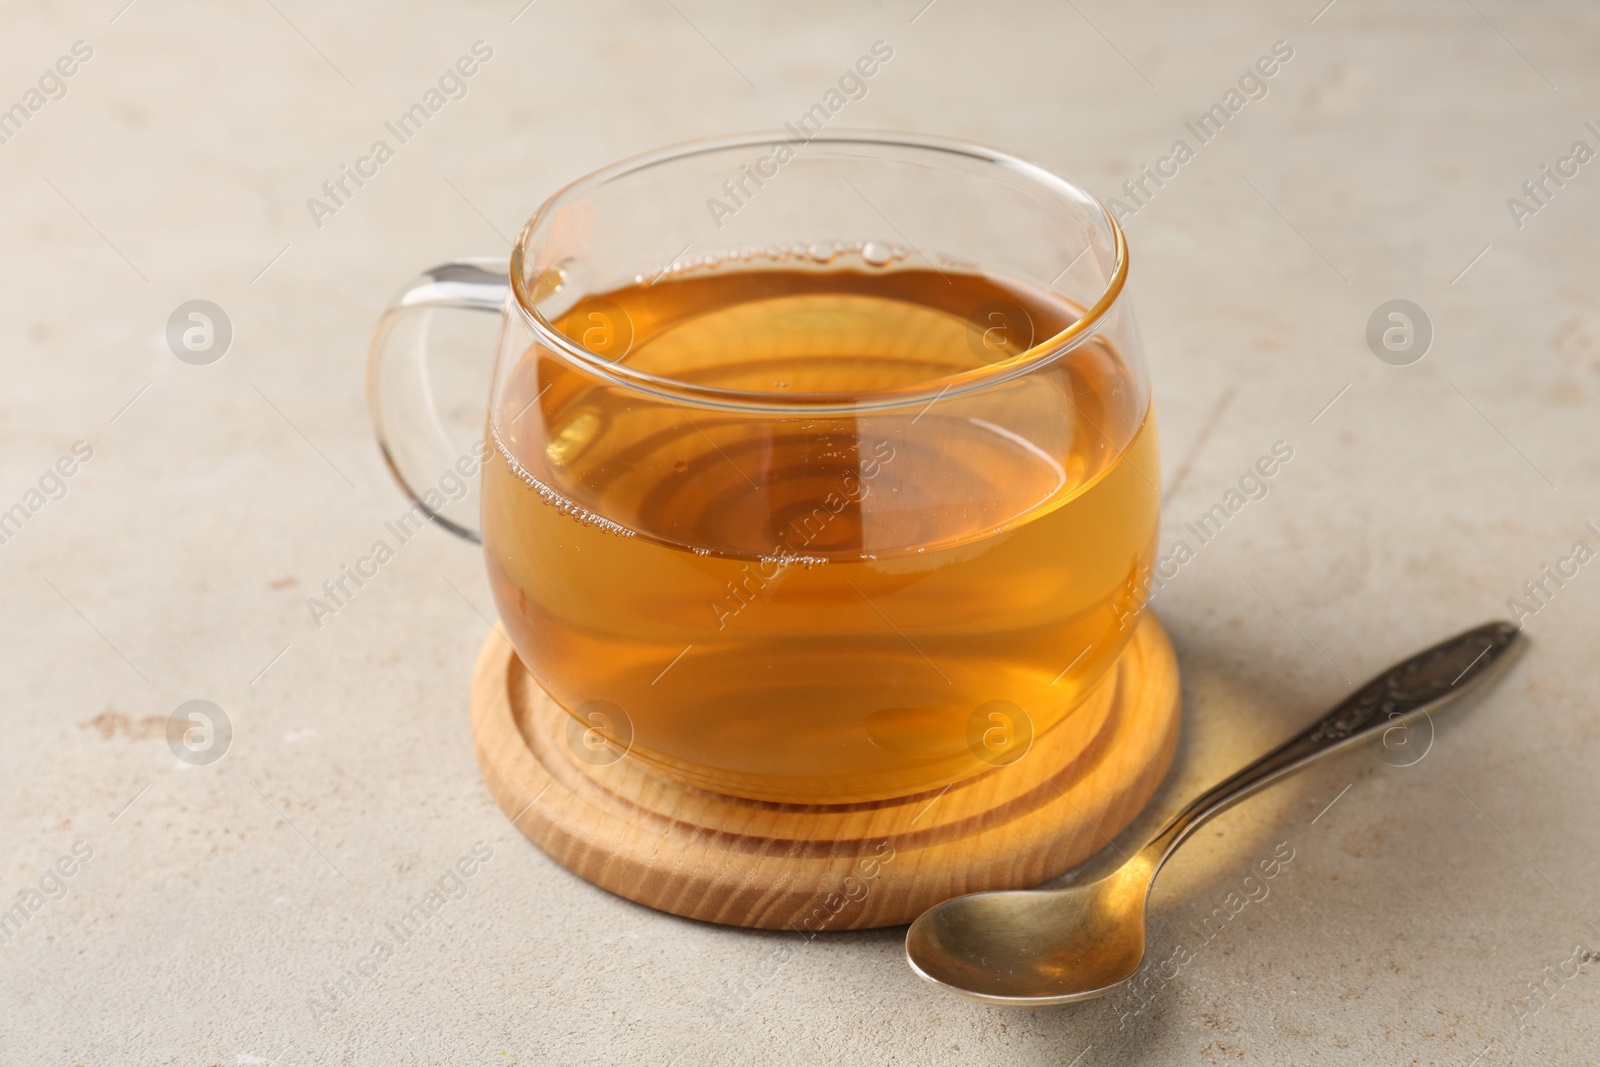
[807, 241, 837, 263]
[862, 241, 894, 266]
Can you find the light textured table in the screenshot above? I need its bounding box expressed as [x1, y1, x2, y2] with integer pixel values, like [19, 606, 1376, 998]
[3, 1, 1597, 1064]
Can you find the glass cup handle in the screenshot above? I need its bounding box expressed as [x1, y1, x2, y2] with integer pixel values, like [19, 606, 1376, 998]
[365, 258, 509, 545]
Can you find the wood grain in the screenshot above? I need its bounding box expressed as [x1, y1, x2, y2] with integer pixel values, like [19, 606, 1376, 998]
[470, 614, 1181, 930]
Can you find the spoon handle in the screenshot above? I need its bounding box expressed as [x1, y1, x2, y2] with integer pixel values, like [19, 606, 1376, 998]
[1137, 620, 1522, 872]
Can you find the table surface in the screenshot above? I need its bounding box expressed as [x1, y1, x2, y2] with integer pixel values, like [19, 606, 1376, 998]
[4, 1, 1598, 1064]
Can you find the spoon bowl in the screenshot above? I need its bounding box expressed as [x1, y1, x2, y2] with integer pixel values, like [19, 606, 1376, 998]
[906, 621, 1523, 1006]
[908, 860, 1155, 1004]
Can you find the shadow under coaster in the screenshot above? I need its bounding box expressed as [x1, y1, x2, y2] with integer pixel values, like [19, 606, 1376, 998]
[470, 613, 1180, 931]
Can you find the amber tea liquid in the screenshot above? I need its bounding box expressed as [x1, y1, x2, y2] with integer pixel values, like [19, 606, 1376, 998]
[483, 254, 1159, 802]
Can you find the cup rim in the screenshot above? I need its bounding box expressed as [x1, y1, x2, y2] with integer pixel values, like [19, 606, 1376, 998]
[507, 129, 1129, 415]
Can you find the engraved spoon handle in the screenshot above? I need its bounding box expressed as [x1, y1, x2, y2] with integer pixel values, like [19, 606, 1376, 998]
[1136, 621, 1522, 873]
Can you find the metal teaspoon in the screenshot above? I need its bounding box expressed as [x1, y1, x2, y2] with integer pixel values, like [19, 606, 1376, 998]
[905, 620, 1524, 1006]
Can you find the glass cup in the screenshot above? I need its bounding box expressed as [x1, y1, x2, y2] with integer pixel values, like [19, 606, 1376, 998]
[367, 130, 1158, 804]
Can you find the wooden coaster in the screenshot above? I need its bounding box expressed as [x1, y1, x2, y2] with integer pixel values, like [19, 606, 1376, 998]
[470, 614, 1180, 930]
